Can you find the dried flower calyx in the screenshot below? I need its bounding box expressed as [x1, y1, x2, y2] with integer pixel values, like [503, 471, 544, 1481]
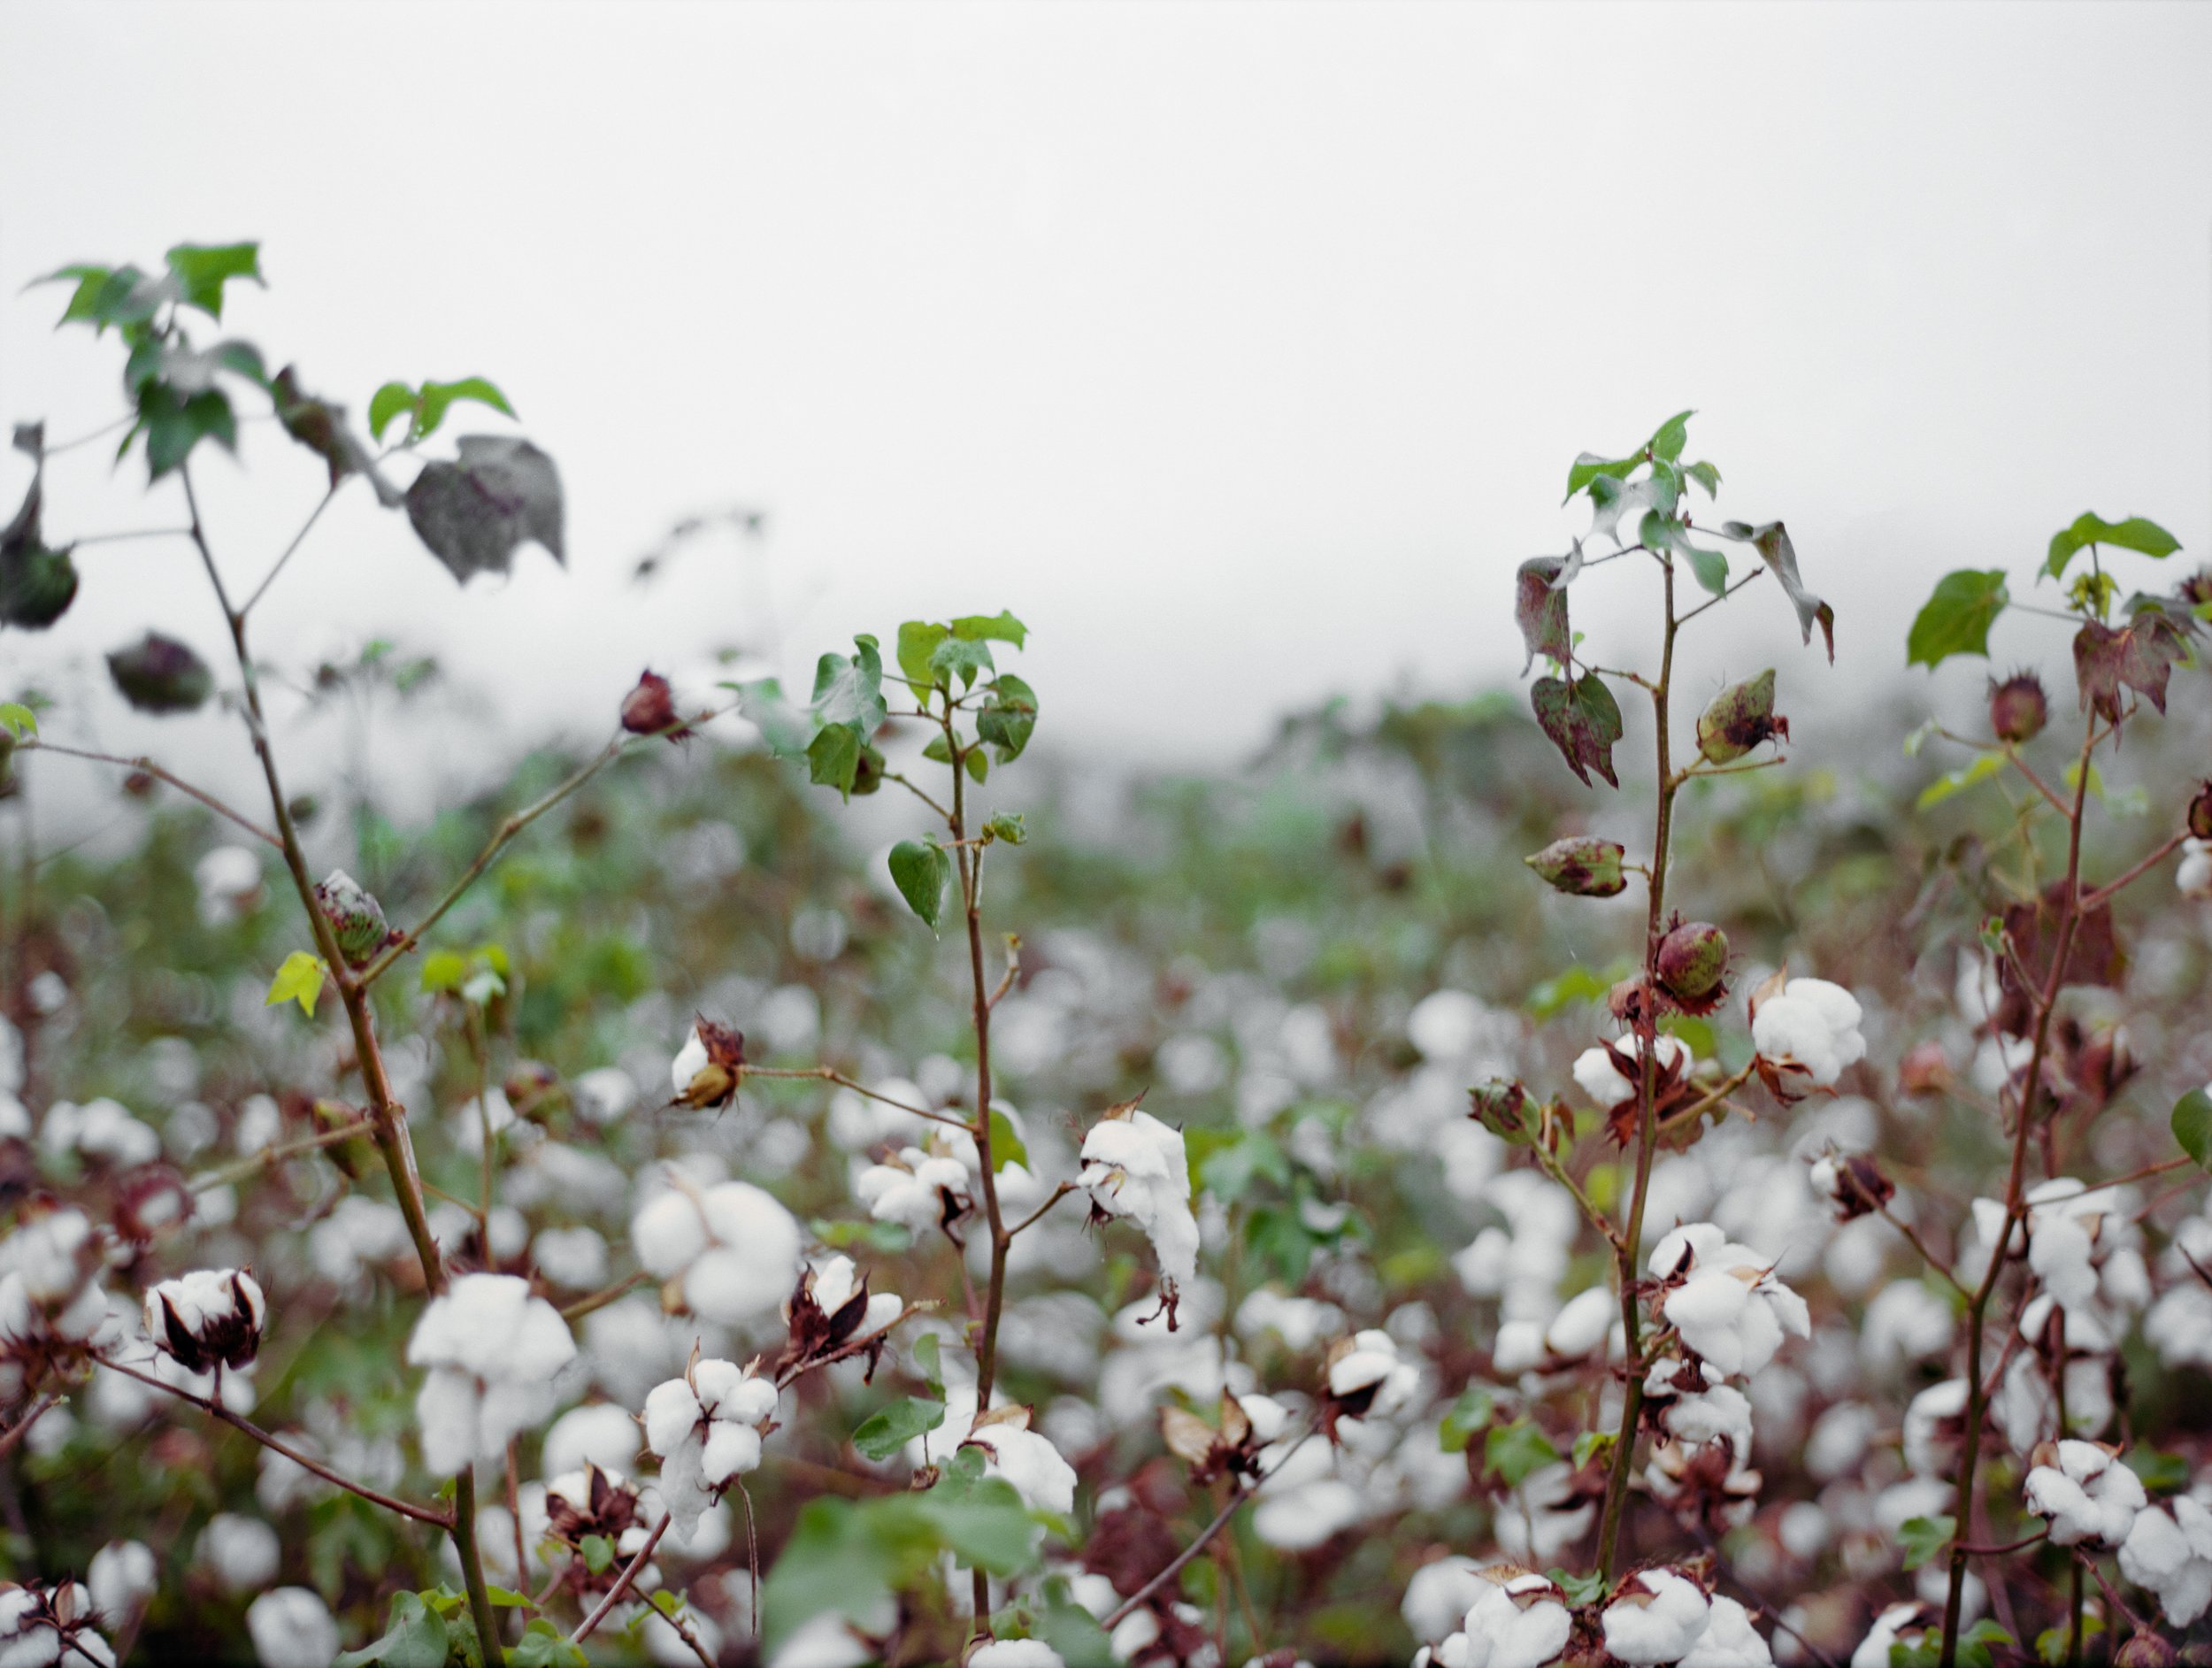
[144, 1267, 266, 1375]
[669, 1018, 746, 1111]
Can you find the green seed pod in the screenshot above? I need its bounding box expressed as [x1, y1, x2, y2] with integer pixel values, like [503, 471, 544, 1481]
[1524, 835, 1627, 898]
[1656, 920, 1730, 1005]
[0, 542, 81, 630]
[313, 869, 390, 967]
[1467, 1078, 1533, 1142]
[106, 633, 214, 714]
[1695, 668, 1786, 765]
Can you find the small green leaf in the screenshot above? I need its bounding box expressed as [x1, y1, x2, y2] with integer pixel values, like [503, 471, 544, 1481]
[1571, 1429, 1617, 1469]
[0, 703, 35, 740]
[1563, 448, 1642, 503]
[414, 376, 515, 442]
[929, 636, 995, 689]
[2172, 1088, 2212, 1173]
[987, 1107, 1029, 1172]
[580, 1533, 615, 1574]
[265, 950, 329, 1017]
[1684, 459, 1722, 497]
[810, 637, 887, 734]
[950, 611, 1027, 648]
[983, 811, 1027, 845]
[164, 242, 263, 320]
[807, 725, 863, 798]
[368, 381, 419, 442]
[511, 1618, 589, 1668]
[1916, 751, 2004, 811]
[1899, 1513, 1955, 1572]
[896, 620, 949, 689]
[1549, 1570, 1608, 1606]
[978, 673, 1038, 764]
[1438, 1387, 1496, 1454]
[1483, 1418, 1559, 1488]
[964, 748, 988, 784]
[913, 1331, 945, 1398]
[333, 1591, 448, 1668]
[2045, 511, 2179, 580]
[1647, 410, 1694, 463]
[1908, 570, 2010, 668]
[887, 838, 951, 930]
[851, 1396, 947, 1461]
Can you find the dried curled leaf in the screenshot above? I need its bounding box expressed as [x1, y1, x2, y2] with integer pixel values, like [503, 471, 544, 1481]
[2072, 607, 2193, 724]
[403, 435, 565, 583]
[1515, 555, 1571, 673]
[1719, 519, 1834, 662]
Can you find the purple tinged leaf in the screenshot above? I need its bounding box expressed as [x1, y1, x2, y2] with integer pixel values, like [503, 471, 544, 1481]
[1531, 673, 1624, 788]
[1516, 557, 1571, 674]
[2073, 611, 2192, 724]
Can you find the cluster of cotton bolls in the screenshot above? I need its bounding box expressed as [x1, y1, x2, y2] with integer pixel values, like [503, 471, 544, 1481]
[1405, 1564, 1772, 1668]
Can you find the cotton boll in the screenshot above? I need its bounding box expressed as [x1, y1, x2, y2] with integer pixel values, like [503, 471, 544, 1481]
[2118, 1496, 2212, 1626]
[1401, 1557, 1486, 1642]
[2177, 837, 2212, 899]
[1079, 1108, 1202, 1295]
[199, 1512, 280, 1592]
[968, 1641, 1064, 1668]
[770, 1610, 879, 1668]
[1751, 979, 1867, 1088]
[632, 1190, 710, 1278]
[1850, 1604, 1931, 1668]
[1543, 1286, 1616, 1360]
[2023, 1440, 2145, 1547]
[1602, 1568, 1713, 1664]
[1252, 1478, 1363, 1549]
[571, 1066, 638, 1124]
[1804, 1403, 1877, 1482]
[1573, 1037, 1691, 1108]
[542, 1402, 641, 1478]
[407, 1274, 576, 1471]
[1901, 1380, 1968, 1478]
[246, 1587, 340, 1668]
[86, 1541, 156, 1623]
[1407, 990, 1486, 1063]
[1680, 1596, 1771, 1668]
[967, 1416, 1078, 1514]
[1651, 1225, 1809, 1379]
[532, 1226, 609, 1290]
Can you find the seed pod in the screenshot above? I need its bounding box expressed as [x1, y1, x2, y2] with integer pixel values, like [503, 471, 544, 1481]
[1524, 835, 1627, 898]
[1656, 920, 1730, 1006]
[2116, 1634, 2178, 1668]
[0, 542, 80, 629]
[2189, 780, 2212, 842]
[1467, 1079, 1532, 1142]
[619, 670, 686, 740]
[851, 743, 886, 796]
[1988, 672, 2047, 744]
[106, 633, 214, 714]
[313, 869, 391, 967]
[1695, 669, 1786, 765]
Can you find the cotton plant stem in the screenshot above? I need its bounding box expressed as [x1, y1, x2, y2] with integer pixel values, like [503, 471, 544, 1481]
[571, 1510, 672, 1644]
[180, 462, 508, 1664]
[18, 739, 282, 848]
[187, 1118, 376, 1192]
[1102, 1428, 1318, 1631]
[99, 1355, 451, 1526]
[1938, 713, 2097, 1668]
[1595, 556, 1679, 1579]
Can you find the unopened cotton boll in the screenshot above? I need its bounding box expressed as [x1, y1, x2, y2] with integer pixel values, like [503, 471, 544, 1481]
[1079, 1106, 1202, 1295]
[407, 1273, 577, 1473]
[1601, 1567, 1713, 1664]
[87, 1541, 156, 1622]
[2118, 1496, 2212, 1626]
[246, 1587, 341, 1668]
[2023, 1440, 2146, 1547]
[1750, 979, 1866, 1088]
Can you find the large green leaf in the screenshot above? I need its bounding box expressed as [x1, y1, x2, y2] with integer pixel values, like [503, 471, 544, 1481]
[1907, 570, 2008, 668]
[887, 838, 951, 930]
[2045, 511, 2179, 580]
[165, 242, 264, 320]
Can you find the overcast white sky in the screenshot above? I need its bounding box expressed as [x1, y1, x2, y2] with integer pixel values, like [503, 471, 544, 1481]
[2, 2, 2208, 821]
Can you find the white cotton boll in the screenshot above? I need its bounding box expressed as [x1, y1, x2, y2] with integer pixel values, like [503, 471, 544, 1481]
[542, 1403, 641, 1479]
[685, 1245, 787, 1326]
[2023, 1440, 2145, 1547]
[1544, 1287, 1616, 1360]
[669, 1028, 710, 1095]
[199, 1512, 281, 1593]
[632, 1191, 709, 1279]
[643, 1380, 703, 1459]
[233, 1095, 283, 1157]
[700, 1420, 764, 1484]
[1804, 1403, 1877, 1481]
[1653, 1226, 1809, 1379]
[87, 1542, 155, 1622]
[1573, 1037, 1691, 1108]
[246, 1586, 340, 1668]
[572, 1066, 638, 1125]
[1750, 979, 1867, 1088]
[2178, 837, 2212, 899]
[970, 1421, 1078, 1514]
[1407, 990, 1485, 1062]
[408, 1274, 575, 1469]
[44, 1098, 163, 1168]
[532, 1226, 609, 1290]
[1079, 1110, 1202, 1290]
[1252, 1478, 1363, 1549]
[1954, 951, 2003, 1026]
[969, 1641, 1064, 1668]
[2119, 1496, 2212, 1626]
[771, 1611, 879, 1668]
[1401, 1557, 1487, 1643]
[1680, 1596, 1771, 1668]
[1602, 1568, 1713, 1664]
[1860, 1281, 1956, 1375]
[196, 844, 265, 924]
[1327, 1329, 1418, 1418]
[1901, 1380, 1968, 1477]
[1455, 1577, 1574, 1668]
[1850, 1604, 1926, 1668]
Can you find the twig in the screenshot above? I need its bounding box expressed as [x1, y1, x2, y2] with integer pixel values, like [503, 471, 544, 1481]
[2078, 831, 2189, 912]
[739, 1065, 971, 1129]
[987, 934, 1023, 1009]
[98, 1354, 451, 1527]
[1007, 1181, 1079, 1238]
[560, 1270, 652, 1324]
[1102, 1429, 1317, 1630]
[19, 741, 281, 848]
[1877, 1205, 1970, 1298]
[67, 527, 195, 548]
[0, 1394, 59, 1460]
[240, 483, 341, 615]
[188, 1118, 375, 1193]
[571, 1510, 672, 1645]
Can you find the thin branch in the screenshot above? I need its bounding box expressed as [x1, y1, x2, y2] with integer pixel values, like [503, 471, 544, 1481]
[66, 527, 195, 548]
[1007, 1181, 1079, 1238]
[2002, 746, 2074, 819]
[43, 414, 134, 456]
[1877, 1205, 1970, 1298]
[559, 1271, 652, 1324]
[20, 741, 282, 848]
[571, 1510, 671, 1645]
[0, 1394, 59, 1460]
[884, 772, 952, 821]
[2079, 831, 2189, 912]
[1674, 565, 1765, 626]
[1103, 1429, 1318, 1631]
[188, 1118, 375, 1193]
[98, 1354, 452, 1527]
[738, 1065, 971, 1129]
[987, 934, 1023, 1008]
[241, 483, 341, 616]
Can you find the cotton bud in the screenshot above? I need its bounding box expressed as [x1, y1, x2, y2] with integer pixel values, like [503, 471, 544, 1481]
[1695, 668, 1786, 765]
[144, 1268, 266, 1375]
[1988, 671, 2048, 743]
[2116, 1635, 2179, 1668]
[2190, 781, 2212, 842]
[105, 631, 214, 714]
[0, 542, 81, 630]
[669, 1018, 746, 1111]
[1897, 1042, 1951, 1096]
[1655, 920, 1730, 1011]
[1807, 1149, 1893, 1223]
[1523, 835, 1627, 898]
[621, 670, 690, 741]
[312, 870, 392, 967]
[1467, 1079, 1534, 1142]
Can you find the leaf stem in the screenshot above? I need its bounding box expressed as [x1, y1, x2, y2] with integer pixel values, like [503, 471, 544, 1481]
[19, 739, 281, 848]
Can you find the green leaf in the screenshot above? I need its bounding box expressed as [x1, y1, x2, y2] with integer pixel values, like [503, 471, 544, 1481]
[1647, 410, 1694, 462]
[580, 1533, 615, 1574]
[1483, 1418, 1559, 1488]
[851, 1396, 947, 1461]
[265, 950, 329, 1017]
[164, 242, 263, 320]
[887, 838, 951, 930]
[987, 1107, 1029, 1172]
[913, 1332, 944, 1398]
[0, 703, 35, 740]
[368, 381, 419, 443]
[896, 620, 949, 689]
[1899, 1513, 1955, 1572]
[964, 748, 988, 784]
[2172, 1088, 2212, 1172]
[912, 1475, 1041, 1572]
[1916, 751, 2004, 811]
[811, 637, 887, 734]
[1571, 1430, 1617, 1469]
[333, 1591, 448, 1668]
[1549, 1570, 1608, 1606]
[419, 950, 468, 994]
[511, 1619, 589, 1668]
[413, 377, 515, 442]
[952, 611, 1028, 648]
[1438, 1387, 1496, 1454]
[1908, 570, 2010, 668]
[2045, 511, 2180, 580]
[2125, 1446, 2193, 1494]
[134, 381, 237, 480]
[978, 673, 1038, 764]
[1563, 447, 1642, 503]
[1193, 1128, 1290, 1203]
[1531, 673, 1624, 788]
[929, 636, 995, 689]
[1525, 963, 1623, 1019]
[1039, 1598, 1118, 1668]
[983, 811, 1026, 845]
[806, 724, 862, 797]
[1685, 460, 1722, 497]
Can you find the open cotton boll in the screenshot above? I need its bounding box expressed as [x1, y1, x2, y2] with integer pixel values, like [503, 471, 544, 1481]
[1325, 1328, 1419, 1422]
[1402, 1557, 1488, 1644]
[143, 1267, 265, 1375]
[1544, 1286, 1616, 1360]
[2023, 1440, 2145, 1547]
[1645, 1358, 1753, 1452]
[1601, 1567, 1713, 1664]
[856, 1145, 972, 1234]
[1573, 1036, 1692, 1108]
[641, 1359, 778, 1535]
[965, 1410, 1079, 1514]
[1750, 979, 1866, 1088]
[1650, 1224, 1809, 1379]
[246, 1587, 341, 1668]
[1426, 1572, 1572, 1668]
[629, 1176, 803, 1324]
[1678, 1596, 1771, 1668]
[1079, 1107, 1201, 1295]
[86, 1541, 156, 1622]
[542, 1402, 642, 1479]
[967, 1641, 1064, 1668]
[1901, 1380, 1969, 1477]
[407, 1273, 576, 1473]
[198, 1512, 280, 1593]
[2178, 837, 2212, 899]
[2118, 1496, 2212, 1626]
